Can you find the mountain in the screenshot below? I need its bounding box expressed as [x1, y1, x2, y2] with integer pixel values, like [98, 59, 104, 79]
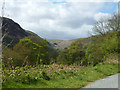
[1, 17, 42, 48]
[46, 39, 74, 51]
[2, 17, 28, 38]
[46, 38, 90, 51]
[1, 17, 90, 51]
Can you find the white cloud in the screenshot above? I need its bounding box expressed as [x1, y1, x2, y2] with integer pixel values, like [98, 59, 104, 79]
[94, 12, 112, 21]
[0, 1, 117, 40]
[2, 0, 115, 2]
[68, 0, 113, 2]
[113, 0, 120, 2]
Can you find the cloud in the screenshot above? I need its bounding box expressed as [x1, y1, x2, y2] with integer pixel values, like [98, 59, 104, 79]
[67, 0, 111, 2]
[113, 0, 120, 2]
[0, 1, 117, 40]
[94, 12, 112, 21]
[3, 0, 115, 2]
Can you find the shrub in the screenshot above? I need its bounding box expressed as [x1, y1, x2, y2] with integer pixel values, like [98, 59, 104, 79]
[3, 38, 50, 67]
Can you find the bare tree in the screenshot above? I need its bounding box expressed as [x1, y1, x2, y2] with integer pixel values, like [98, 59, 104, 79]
[106, 14, 120, 32]
[92, 14, 120, 36]
[0, 0, 6, 89]
[0, 9, 2, 90]
[92, 18, 108, 35]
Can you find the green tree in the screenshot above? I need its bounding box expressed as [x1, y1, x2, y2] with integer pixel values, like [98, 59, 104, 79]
[57, 41, 85, 65]
[3, 38, 50, 67]
[85, 31, 120, 66]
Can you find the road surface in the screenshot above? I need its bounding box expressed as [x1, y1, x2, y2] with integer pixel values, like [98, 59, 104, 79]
[84, 74, 119, 88]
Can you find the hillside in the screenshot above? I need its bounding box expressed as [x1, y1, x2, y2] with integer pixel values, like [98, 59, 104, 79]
[1, 17, 90, 51]
[47, 38, 90, 51]
[2, 17, 28, 37]
[46, 39, 73, 51]
[1, 17, 43, 48]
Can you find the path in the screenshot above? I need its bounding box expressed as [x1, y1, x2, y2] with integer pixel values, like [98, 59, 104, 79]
[84, 74, 119, 88]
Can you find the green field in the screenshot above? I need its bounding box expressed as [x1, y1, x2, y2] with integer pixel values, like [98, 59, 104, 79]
[3, 62, 118, 88]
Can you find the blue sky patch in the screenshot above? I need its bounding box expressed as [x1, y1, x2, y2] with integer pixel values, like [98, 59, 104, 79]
[98, 2, 118, 14]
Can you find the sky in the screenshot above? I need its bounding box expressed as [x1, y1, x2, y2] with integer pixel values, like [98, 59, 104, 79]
[0, 0, 119, 40]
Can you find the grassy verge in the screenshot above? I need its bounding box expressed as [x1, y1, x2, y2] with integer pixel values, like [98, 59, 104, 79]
[2, 62, 118, 88]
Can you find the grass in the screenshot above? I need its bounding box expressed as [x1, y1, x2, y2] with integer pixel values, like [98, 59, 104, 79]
[2, 62, 118, 88]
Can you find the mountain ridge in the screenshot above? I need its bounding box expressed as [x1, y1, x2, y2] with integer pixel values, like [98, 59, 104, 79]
[1, 17, 43, 48]
[1, 17, 90, 50]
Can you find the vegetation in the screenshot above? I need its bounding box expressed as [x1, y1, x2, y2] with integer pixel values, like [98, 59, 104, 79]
[2, 62, 118, 88]
[57, 41, 86, 65]
[56, 14, 119, 66]
[3, 37, 50, 67]
[56, 31, 119, 66]
[84, 31, 120, 66]
[1, 14, 119, 88]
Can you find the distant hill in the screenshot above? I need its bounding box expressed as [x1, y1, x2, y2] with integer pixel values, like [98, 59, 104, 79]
[46, 39, 73, 51]
[47, 38, 90, 51]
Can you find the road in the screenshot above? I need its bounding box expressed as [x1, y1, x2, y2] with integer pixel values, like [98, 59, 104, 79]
[84, 73, 119, 88]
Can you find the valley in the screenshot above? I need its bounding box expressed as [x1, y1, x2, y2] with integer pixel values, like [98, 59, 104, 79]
[1, 13, 120, 88]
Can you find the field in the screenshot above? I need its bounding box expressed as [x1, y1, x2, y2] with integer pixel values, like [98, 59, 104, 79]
[3, 62, 118, 88]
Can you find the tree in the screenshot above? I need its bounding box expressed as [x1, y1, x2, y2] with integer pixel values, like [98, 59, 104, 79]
[106, 14, 120, 32]
[57, 41, 85, 65]
[57, 48, 69, 64]
[92, 14, 120, 36]
[48, 47, 58, 64]
[0, 0, 6, 88]
[3, 38, 50, 67]
[3, 48, 23, 68]
[14, 38, 49, 66]
[92, 18, 108, 35]
[85, 13, 120, 66]
[85, 30, 120, 66]
[85, 36, 105, 66]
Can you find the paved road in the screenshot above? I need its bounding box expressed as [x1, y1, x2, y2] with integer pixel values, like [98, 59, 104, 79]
[84, 74, 119, 88]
